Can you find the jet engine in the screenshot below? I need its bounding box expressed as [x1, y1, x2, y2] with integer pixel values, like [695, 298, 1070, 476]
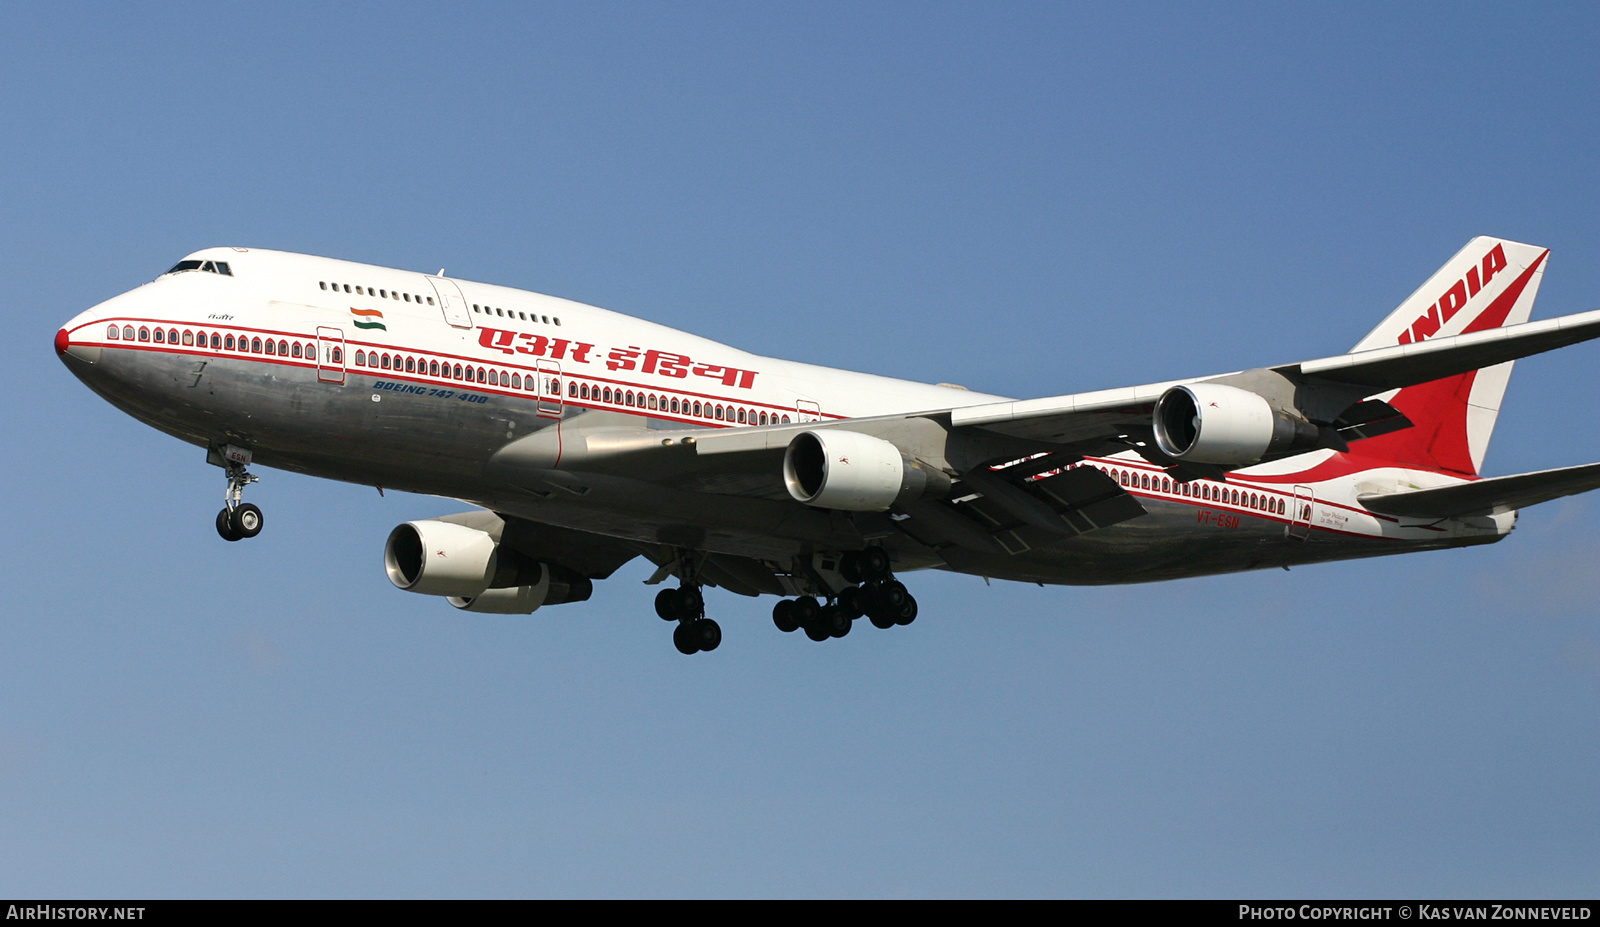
[384, 519, 593, 614]
[1152, 382, 1322, 466]
[782, 430, 949, 511]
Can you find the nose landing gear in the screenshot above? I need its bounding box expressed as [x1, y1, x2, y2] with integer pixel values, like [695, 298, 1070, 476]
[213, 447, 264, 542]
[655, 583, 720, 655]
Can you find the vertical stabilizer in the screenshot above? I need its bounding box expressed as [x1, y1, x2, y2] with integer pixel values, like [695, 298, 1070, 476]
[1348, 237, 1548, 476]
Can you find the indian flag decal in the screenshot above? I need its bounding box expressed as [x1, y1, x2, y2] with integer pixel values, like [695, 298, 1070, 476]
[351, 307, 387, 331]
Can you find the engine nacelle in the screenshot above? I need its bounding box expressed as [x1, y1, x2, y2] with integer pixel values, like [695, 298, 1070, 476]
[448, 566, 594, 614]
[1152, 382, 1321, 466]
[782, 430, 948, 511]
[384, 520, 542, 597]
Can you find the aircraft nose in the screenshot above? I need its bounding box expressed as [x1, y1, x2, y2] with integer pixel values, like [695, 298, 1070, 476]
[55, 321, 103, 366]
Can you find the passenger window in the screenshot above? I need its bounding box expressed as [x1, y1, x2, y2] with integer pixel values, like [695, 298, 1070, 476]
[107, 325, 119, 339]
[554, 318, 561, 326]
[252, 338, 262, 353]
[153, 329, 164, 343]
[224, 335, 235, 350]
[344, 284, 351, 293]
[320, 282, 328, 290]
[568, 382, 576, 397]
[379, 289, 387, 298]
[139, 327, 150, 341]
[277, 340, 287, 355]
[331, 347, 342, 363]
[264, 340, 275, 355]
[426, 297, 434, 305]
[671, 398, 679, 413]
[693, 402, 702, 416]
[354, 351, 365, 366]
[293, 343, 303, 358]
[381, 354, 391, 369]
[405, 357, 416, 373]
[488, 369, 498, 385]
[550, 379, 559, 395]
[124, 325, 135, 340]
[781, 415, 791, 424]
[649, 395, 658, 410]
[182, 331, 194, 346]
[759, 412, 768, 425]
[356, 286, 364, 295]
[428, 360, 438, 376]
[509, 373, 519, 389]
[715, 405, 724, 420]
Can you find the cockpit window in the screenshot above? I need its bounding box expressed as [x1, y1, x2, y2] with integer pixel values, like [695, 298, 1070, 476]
[165, 259, 234, 277]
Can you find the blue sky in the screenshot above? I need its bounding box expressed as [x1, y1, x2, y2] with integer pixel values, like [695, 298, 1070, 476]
[3, 2, 1597, 897]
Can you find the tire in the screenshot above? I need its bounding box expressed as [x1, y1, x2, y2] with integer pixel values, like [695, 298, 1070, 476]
[772, 599, 800, 633]
[876, 580, 909, 612]
[216, 508, 242, 542]
[695, 618, 722, 652]
[792, 596, 820, 626]
[231, 503, 264, 539]
[803, 622, 830, 642]
[837, 586, 865, 620]
[823, 605, 852, 638]
[895, 596, 918, 626]
[655, 588, 682, 621]
[673, 622, 700, 655]
[677, 585, 704, 618]
[860, 547, 891, 582]
[869, 612, 896, 630]
[839, 552, 863, 584]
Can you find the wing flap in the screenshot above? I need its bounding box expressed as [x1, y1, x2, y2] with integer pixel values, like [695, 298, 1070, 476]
[1358, 462, 1600, 518]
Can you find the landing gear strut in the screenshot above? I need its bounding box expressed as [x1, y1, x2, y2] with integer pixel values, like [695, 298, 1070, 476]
[771, 548, 918, 643]
[215, 457, 263, 542]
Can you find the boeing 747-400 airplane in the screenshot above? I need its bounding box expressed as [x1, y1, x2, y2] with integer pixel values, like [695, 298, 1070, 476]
[55, 237, 1600, 653]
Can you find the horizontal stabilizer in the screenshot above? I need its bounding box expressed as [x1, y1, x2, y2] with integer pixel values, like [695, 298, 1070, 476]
[1358, 462, 1600, 518]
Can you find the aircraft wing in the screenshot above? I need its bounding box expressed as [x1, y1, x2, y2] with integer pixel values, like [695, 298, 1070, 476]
[1358, 462, 1600, 518]
[948, 307, 1600, 444]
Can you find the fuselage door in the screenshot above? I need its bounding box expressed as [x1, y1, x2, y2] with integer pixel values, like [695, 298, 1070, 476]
[1288, 484, 1315, 540]
[536, 360, 563, 419]
[796, 399, 822, 423]
[427, 276, 474, 330]
[316, 326, 346, 385]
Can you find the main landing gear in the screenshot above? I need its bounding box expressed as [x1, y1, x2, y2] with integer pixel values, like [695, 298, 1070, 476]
[655, 584, 721, 655]
[771, 549, 918, 643]
[215, 458, 263, 542]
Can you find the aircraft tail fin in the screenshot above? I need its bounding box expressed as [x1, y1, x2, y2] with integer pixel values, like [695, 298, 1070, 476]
[1345, 237, 1550, 476]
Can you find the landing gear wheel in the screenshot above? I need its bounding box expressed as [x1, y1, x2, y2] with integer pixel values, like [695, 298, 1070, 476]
[655, 588, 682, 621]
[869, 612, 896, 630]
[216, 508, 242, 542]
[803, 622, 831, 642]
[860, 547, 892, 582]
[694, 618, 722, 652]
[773, 599, 800, 633]
[793, 596, 820, 627]
[839, 552, 864, 584]
[822, 605, 852, 638]
[673, 621, 701, 655]
[895, 596, 918, 626]
[230, 503, 264, 539]
[677, 585, 704, 619]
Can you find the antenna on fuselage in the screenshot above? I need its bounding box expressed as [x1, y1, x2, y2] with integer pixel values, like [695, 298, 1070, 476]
[438, 268, 446, 276]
